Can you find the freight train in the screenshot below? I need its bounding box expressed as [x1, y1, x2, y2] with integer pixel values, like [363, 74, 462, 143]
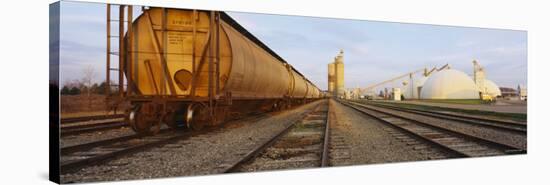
[112, 7, 322, 134]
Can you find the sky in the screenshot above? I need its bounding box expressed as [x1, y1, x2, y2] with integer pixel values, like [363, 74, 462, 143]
[58, 1, 527, 91]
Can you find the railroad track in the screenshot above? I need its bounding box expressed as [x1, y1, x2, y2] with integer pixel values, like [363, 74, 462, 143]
[61, 120, 127, 137]
[361, 101, 526, 134]
[60, 128, 200, 174]
[340, 100, 525, 158]
[221, 101, 330, 173]
[61, 114, 124, 124]
[61, 129, 168, 156]
[59, 106, 304, 175]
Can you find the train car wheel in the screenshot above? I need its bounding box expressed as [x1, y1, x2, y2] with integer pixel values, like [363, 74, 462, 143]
[127, 105, 156, 135]
[185, 103, 210, 130]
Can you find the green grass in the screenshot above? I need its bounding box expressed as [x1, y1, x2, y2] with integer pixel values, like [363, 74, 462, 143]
[357, 100, 526, 122]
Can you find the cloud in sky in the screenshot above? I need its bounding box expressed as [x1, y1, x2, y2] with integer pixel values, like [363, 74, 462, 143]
[58, 1, 527, 90]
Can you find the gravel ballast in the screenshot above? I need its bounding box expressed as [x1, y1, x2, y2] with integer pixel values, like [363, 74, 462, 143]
[356, 103, 527, 150]
[328, 100, 446, 166]
[60, 126, 136, 148]
[61, 100, 322, 183]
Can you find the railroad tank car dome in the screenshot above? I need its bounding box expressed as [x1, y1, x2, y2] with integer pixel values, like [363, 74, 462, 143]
[420, 69, 479, 99]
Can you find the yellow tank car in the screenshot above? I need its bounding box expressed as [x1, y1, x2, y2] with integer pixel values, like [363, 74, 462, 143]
[118, 8, 321, 134]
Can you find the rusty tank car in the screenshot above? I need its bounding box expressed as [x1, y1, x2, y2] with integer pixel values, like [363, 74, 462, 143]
[107, 6, 321, 134]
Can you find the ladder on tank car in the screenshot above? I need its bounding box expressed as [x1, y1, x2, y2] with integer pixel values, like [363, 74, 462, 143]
[105, 4, 134, 113]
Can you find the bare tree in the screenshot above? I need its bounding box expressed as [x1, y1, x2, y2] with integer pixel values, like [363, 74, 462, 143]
[82, 65, 95, 92]
[82, 65, 95, 109]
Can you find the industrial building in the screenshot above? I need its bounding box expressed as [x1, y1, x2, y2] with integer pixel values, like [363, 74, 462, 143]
[361, 60, 505, 101]
[327, 50, 345, 98]
[499, 86, 527, 100]
[420, 69, 480, 99]
[416, 61, 501, 100]
[500, 87, 519, 98]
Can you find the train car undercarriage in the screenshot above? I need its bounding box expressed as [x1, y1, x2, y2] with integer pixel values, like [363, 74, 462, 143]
[125, 97, 317, 135]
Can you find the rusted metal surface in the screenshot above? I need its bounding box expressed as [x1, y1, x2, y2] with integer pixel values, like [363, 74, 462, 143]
[106, 4, 111, 95]
[105, 6, 323, 134]
[208, 11, 215, 117]
[118, 5, 125, 97]
[124, 8, 319, 99]
[127, 5, 134, 96]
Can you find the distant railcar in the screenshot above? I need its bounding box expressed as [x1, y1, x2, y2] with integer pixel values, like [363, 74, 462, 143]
[113, 7, 321, 134]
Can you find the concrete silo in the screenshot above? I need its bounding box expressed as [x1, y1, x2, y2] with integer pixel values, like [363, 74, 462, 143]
[327, 49, 345, 98]
[328, 62, 335, 94]
[334, 50, 345, 97]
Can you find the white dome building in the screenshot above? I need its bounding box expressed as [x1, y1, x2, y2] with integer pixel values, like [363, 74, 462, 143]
[402, 76, 428, 99]
[483, 79, 501, 97]
[420, 69, 480, 99]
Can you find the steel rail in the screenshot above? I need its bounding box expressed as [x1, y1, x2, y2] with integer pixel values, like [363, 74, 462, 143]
[369, 101, 526, 126]
[60, 132, 192, 174]
[341, 101, 469, 158]
[59, 107, 295, 174]
[60, 129, 172, 155]
[348, 101, 525, 152]
[321, 100, 331, 167]
[362, 102, 526, 134]
[61, 121, 128, 136]
[222, 101, 329, 173]
[340, 100, 525, 157]
[60, 114, 124, 124]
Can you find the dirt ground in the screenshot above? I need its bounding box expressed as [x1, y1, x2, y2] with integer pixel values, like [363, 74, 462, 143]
[60, 94, 129, 117]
